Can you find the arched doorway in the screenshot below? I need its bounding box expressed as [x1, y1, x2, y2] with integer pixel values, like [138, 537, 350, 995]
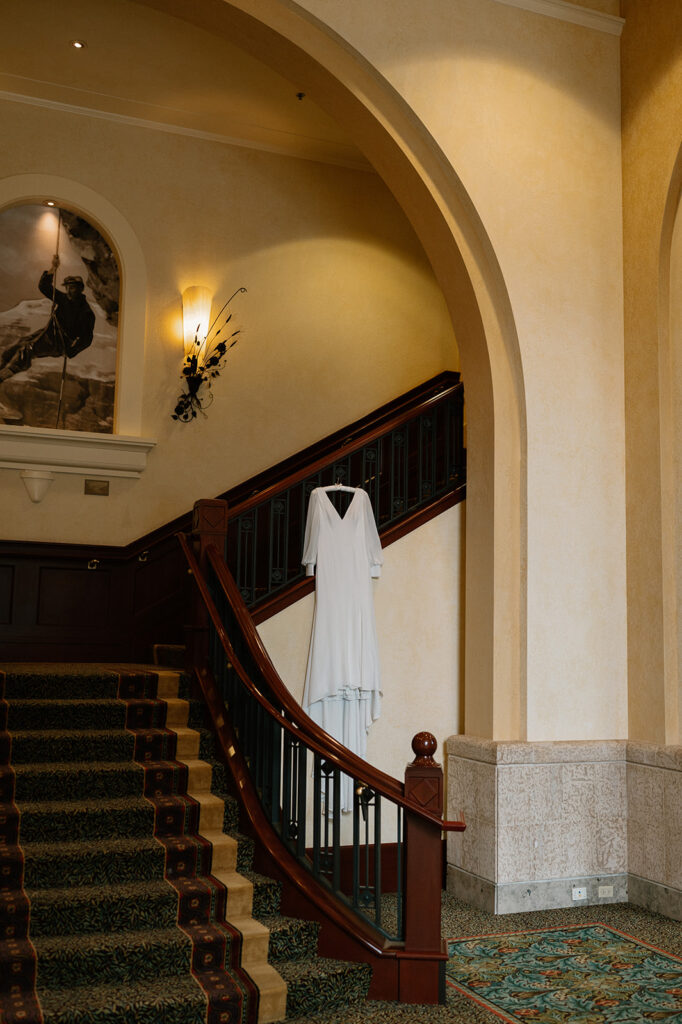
[138, 0, 528, 740]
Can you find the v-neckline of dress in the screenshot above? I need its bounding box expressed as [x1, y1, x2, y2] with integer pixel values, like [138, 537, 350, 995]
[323, 487, 358, 522]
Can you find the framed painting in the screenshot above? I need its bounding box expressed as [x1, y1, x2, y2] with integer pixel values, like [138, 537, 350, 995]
[0, 203, 120, 432]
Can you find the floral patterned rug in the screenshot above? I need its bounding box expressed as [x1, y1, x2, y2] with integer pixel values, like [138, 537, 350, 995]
[446, 923, 682, 1023]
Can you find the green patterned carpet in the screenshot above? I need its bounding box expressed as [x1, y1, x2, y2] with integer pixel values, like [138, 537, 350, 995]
[447, 923, 682, 1023]
[0, 663, 371, 1024]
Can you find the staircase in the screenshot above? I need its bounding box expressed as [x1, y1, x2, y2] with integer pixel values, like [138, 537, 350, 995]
[0, 663, 371, 1024]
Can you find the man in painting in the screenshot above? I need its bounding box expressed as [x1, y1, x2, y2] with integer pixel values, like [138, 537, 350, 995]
[0, 255, 95, 382]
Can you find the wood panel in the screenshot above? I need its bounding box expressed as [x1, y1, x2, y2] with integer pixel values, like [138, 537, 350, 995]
[0, 566, 13, 624]
[37, 567, 112, 627]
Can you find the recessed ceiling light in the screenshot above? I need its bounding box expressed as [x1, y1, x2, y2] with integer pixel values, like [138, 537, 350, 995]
[70, 39, 87, 49]
[43, 200, 56, 207]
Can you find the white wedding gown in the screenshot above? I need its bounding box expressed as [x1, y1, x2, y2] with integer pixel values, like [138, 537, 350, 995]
[302, 487, 383, 811]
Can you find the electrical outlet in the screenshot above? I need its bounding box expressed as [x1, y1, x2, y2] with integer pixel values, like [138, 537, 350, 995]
[598, 885, 614, 898]
[572, 886, 587, 900]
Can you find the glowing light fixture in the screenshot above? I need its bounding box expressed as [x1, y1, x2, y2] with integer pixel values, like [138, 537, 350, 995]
[44, 200, 56, 207]
[70, 39, 87, 49]
[182, 285, 212, 351]
[173, 285, 247, 422]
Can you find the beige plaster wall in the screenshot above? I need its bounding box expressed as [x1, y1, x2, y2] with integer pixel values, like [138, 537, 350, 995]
[621, 0, 682, 744]
[258, 504, 462, 808]
[295, 0, 627, 740]
[0, 98, 456, 544]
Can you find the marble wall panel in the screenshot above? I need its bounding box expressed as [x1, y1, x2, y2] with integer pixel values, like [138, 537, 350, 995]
[664, 770, 682, 889]
[446, 737, 678, 914]
[494, 757, 626, 882]
[627, 762, 668, 883]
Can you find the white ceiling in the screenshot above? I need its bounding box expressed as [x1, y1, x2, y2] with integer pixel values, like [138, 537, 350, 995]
[1, 0, 370, 169]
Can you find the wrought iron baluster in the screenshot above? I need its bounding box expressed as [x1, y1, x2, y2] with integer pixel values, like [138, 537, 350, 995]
[269, 492, 289, 599]
[296, 742, 307, 859]
[452, 391, 463, 482]
[250, 506, 259, 605]
[253, 699, 263, 790]
[282, 732, 292, 843]
[269, 716, 282, 828]
[403, 421, 409, 513]
[236, 512, 256, 604]
[312, 753, 321, 875]
[374, 793, 382, 928]
[445, 396, 453, 488]
[321, 759, 333, 877]
[419, 411, 435, 504]
[352, 783, 360, 911]
[391, 429, 407, 523]
[332, 767, 341, 892]
[396, 805, 404, 939]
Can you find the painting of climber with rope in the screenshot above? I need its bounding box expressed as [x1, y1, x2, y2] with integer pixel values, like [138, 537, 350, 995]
[0, 203, 119, 431]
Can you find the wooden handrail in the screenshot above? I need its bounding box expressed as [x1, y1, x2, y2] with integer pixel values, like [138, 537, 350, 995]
[226, 372, 462, 519]
[179, 531, 466, 832]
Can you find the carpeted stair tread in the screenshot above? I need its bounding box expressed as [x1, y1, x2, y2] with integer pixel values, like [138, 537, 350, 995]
[14, 760, 144, 802]
[257, 914, 321, 962]
[241, 870, 282, 917]
[27, 879, 178, 936]
[37, 973, 207, 1024]
[2, 670, 124, 701]
[7, 699, 128, 731]
[153, 644, 186, 669]
[9, 729, 135, 764]
[17, 794, 155, 842]
[22, 836, 166, 889]
[32, 926, 192, 989]
[276, 957, 372, 1018]
[228, 830, 255, 872]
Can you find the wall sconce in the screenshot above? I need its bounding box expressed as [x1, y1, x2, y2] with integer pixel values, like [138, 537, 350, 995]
[182, 285, 212, 351]
[172, 285, 247, 422]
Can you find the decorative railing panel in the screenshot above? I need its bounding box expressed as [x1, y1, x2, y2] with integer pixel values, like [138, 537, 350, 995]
[226, 378, 464, 610]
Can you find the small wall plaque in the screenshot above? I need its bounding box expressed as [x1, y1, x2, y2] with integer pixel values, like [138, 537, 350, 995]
[84, 479, 109, 496]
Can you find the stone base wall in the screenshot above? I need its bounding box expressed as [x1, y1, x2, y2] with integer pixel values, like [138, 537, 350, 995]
[446, 736, 681, 920]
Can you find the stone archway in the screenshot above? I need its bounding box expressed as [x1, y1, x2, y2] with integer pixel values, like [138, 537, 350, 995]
[138, 0, 528, 740]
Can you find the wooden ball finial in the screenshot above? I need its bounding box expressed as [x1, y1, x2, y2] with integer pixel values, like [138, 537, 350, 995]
[411, 731, 438, 765]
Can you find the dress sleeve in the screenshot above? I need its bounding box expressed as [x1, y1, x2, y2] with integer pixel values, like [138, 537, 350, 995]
[361, 491, 383, 578]
[302, 490, 321, 576]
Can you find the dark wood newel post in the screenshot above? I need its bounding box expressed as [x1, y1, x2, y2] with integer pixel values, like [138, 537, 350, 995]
[400, 731, 446, 1004]
[185, 498, 229, 673]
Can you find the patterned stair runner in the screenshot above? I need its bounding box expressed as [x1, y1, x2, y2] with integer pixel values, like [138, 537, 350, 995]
[0, 664, 372, 1024]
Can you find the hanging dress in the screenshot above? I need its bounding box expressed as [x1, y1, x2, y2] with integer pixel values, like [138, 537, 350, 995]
[302, 486, 383, 811]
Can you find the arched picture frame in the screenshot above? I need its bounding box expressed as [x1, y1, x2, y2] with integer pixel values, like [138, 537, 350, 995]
[0, 202, 120, 432]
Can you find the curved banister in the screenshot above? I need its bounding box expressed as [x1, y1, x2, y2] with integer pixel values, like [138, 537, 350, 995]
[179, 531, 465, 831]
[182, 488, 467, 1003]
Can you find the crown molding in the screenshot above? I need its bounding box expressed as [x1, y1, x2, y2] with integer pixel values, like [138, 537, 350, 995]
[0, 89, 372, 173]
[491, 0, 624, 35]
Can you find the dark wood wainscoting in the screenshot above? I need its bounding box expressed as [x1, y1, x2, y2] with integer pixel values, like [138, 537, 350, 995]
[0, 372, 464, 662]
[0, 532, 190, 662]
